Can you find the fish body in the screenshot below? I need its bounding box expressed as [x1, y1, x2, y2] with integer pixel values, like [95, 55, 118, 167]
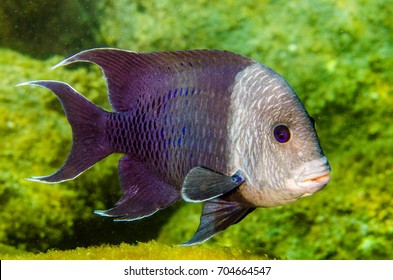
[22, 48, 330, 245]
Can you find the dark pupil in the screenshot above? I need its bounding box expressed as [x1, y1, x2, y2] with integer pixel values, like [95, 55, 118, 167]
[273, 125, 291, 143]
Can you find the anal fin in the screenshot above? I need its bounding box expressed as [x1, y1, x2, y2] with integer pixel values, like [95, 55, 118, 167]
[95, 156, 180, 220]
[181, 196, 255, 246]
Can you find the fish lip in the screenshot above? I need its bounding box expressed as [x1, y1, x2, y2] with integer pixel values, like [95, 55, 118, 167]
[290, 156, 331, 194]
[297, 172, 330, 191]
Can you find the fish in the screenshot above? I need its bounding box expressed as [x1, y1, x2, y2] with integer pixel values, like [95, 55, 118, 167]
[20, 48, 330, 245]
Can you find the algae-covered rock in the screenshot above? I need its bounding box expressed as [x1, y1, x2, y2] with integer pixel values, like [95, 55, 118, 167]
[0, 0, 102, 58]
[0, 241, 268, 260]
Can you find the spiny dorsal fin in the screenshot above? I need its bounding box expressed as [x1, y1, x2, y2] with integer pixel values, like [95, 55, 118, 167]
[53, 48, 254, 112]
[181, 167, 245, 202]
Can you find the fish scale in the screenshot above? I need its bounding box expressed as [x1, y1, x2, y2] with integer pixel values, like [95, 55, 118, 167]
[105, 83, 234, 189]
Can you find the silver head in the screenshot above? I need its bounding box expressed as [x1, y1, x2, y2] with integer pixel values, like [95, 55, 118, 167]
[229, 63, 330, 207]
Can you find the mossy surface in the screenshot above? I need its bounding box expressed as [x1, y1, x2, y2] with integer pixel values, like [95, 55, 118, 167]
[0, 0, 103, 58]
[0, 241, 267, 260]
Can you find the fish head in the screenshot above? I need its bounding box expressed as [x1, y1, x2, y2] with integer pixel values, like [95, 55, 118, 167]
[232, 64, 330, 207]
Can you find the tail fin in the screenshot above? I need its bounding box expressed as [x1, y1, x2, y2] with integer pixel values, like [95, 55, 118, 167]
[20, 81, 112, 183]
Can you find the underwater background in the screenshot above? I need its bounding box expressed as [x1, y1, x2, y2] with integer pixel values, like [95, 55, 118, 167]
[0, 0, 392, 259]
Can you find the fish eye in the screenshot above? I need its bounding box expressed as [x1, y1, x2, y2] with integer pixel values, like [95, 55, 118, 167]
[273, 125, 291, 143]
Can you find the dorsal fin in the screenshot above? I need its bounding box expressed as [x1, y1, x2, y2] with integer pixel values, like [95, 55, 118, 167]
[53, 48, 254, 112]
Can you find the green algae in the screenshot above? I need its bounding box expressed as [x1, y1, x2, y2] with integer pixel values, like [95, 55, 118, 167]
[0, 241, 267, 260]
[0, 0, 102, 59]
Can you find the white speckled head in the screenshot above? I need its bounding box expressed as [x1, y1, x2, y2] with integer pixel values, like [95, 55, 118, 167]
[229, 63, 330, 207]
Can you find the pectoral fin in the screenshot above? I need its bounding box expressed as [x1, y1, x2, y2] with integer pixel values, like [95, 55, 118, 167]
[181, 197, 255, 246]
[181, 167, 245, 202]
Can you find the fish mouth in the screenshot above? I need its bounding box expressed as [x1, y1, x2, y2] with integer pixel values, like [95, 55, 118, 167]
[290, 156, 331, 196]
[309, 173, 330, 185]
[298, 172, 330, 197]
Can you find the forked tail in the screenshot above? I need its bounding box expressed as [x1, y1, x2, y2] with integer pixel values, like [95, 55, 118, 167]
[20, 81, 112, 183]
